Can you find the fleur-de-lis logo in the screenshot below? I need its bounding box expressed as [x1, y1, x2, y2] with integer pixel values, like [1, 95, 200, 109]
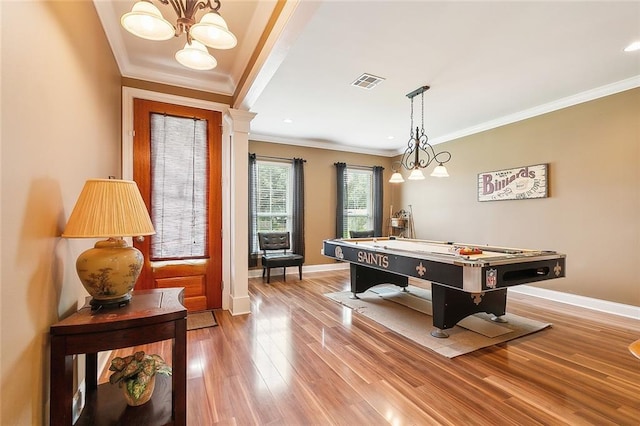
[471, 292, 485, 305]
[554, 262, 562, 277]
[416, 262, 426, 277]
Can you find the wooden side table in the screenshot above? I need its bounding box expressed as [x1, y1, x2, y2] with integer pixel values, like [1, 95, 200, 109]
[49, 287, 187, 426]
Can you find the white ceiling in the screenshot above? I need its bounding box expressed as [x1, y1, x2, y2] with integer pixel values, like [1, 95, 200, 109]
[95, 1, 640, 157]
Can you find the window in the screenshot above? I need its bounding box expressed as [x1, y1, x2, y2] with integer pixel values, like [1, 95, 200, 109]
[342, 168, 373, 238]
[254, 160, 293, 247]
[249, 155, 305, 267]
[335, 163, 383, 239]
[149, 113, 208, 260]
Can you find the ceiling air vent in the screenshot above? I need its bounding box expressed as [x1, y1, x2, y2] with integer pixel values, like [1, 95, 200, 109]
[351, 73, 385, 89]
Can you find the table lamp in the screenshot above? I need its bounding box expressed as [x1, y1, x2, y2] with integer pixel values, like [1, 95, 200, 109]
[62, 179, 155, 309]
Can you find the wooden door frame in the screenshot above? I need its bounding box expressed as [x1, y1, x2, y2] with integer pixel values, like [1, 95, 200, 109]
[121, 87, 239, 310]
[132, 99, 222, 310]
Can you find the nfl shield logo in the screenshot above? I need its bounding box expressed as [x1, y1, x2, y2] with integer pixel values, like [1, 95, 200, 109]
[486, 269, 497, 289]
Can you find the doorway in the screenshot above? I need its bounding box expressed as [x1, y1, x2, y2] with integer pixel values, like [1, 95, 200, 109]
[132, 98, 222, 310]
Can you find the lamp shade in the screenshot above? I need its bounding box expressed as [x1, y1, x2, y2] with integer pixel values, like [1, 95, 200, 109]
[430, 164, 450, 178]
[62, 179, 155, 238]
[175, 40, 218, 70]
[389, 172, 405, 183]
[121, 0, 175, 41]
[408, 169, 426, 180]
[190, 12, 238, 49]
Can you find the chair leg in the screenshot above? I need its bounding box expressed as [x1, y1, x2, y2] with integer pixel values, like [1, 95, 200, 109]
[266, 267, 271, 283]
[262, 267, 265, 278]
[283, 267, 287, 281]
[298, 265, 302, 280]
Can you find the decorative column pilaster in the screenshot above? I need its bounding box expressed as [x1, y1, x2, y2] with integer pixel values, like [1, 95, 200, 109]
[224, 108, 256, 315]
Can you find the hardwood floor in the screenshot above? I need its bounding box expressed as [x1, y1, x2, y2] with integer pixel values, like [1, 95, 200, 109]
[101, 270, 640, 425]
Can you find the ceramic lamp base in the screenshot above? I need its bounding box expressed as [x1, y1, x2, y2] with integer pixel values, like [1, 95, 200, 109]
[76, 237, 144, 309]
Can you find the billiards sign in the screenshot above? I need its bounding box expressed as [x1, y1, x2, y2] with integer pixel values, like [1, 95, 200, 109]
[478, 163, 548, 202]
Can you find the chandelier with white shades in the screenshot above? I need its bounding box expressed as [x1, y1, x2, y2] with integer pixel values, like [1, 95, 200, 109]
[400, 86, 452, 181]
[121, 0, 237, 70]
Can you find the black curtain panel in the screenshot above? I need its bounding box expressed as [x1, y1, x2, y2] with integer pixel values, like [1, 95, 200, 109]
[334, 162, 347, 238]
[292, 158, 305, 258]
[248, 153, 258, 267]
[372, 165, 384, 237]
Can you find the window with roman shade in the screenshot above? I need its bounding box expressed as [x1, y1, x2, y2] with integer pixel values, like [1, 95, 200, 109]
[150, 113, 208, 260]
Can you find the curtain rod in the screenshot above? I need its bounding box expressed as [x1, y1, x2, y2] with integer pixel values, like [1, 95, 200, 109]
[334, 162, 384, 170]
[252, 154, 306, 162]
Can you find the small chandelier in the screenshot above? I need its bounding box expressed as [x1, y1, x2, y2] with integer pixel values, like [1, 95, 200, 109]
[388, 161, 405, 183]
[400, 86, 451, 180]
[121, 0, 237, 71]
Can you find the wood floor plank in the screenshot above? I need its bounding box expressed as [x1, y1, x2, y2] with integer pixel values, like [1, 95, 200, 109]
[101, 270, 640, 425]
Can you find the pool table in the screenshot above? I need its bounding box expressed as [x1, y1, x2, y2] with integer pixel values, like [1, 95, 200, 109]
[323, 237, 566, 337]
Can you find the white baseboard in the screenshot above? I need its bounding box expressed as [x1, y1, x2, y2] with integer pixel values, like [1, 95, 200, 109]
[229, 295, 251, 315]
[72, 351, 111, 423]
[509, 285, 640, 320]
[248, 262, 349, 278]
[249, 263, 639, 320]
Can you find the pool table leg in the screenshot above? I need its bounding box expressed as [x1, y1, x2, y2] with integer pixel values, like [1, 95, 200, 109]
[430, 284, 508, 338]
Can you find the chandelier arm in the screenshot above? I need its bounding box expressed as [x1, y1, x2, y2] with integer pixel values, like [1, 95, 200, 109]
[432, 150, 452, 165]
[203, 0, 221, 13]
[160, 0, 219, 18]
[416, 138, 433, 168]
[165, 0, 188, 37]
[166, 0, 185, 18]
[401, 144, 416, 170]
[171, 0, 221, 40]
[188, 0, 218, 15]
[422, 137, 439, 168]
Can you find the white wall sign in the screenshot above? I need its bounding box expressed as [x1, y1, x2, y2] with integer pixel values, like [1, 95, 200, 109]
[478, 164, 548, 202]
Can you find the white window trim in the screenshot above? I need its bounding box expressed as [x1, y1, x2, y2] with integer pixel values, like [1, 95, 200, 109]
[253, 159, 294, 252]
[343, 167, 374, 237]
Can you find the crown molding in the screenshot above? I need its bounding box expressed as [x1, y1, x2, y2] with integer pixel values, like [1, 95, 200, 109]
[249, 133, 399, 157]
[427, 75, 640, 148]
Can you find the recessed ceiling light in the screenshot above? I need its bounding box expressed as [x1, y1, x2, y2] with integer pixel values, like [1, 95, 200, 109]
[283, 118, 293, 123]
[387, 136, 394, 140]
[624, 41, 640, 52]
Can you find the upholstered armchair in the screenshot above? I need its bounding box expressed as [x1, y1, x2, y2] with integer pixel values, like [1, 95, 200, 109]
[258, 232, 304, 283]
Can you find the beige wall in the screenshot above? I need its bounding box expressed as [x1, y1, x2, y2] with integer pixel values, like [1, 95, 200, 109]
[248, 142, 399, 265]
[399, 88, 640, 306]
[1, 1, 121, 424]
[0, 2, 637, 424]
